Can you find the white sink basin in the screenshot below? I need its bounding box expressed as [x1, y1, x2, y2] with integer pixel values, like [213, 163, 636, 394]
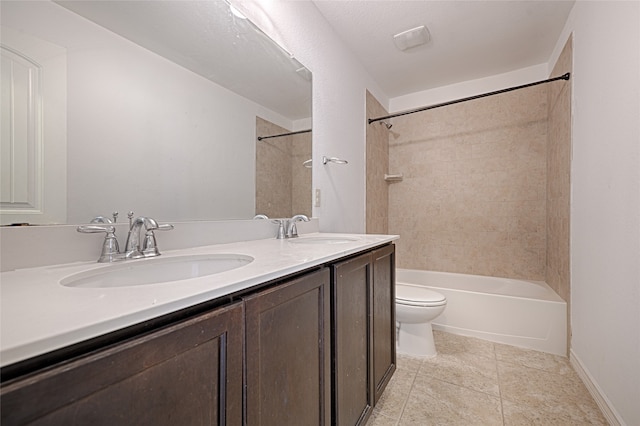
[288, 236, 359, 245]
[61, 254, 254, 288]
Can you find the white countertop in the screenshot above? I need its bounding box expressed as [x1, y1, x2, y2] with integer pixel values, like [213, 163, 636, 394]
[0, 233, 397, 368]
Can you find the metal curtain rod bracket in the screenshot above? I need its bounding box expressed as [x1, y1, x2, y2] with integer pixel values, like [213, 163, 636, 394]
[368, 72, 571, 124]
[257, 128, 312, 141]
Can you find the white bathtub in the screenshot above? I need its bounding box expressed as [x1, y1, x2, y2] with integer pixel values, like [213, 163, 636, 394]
[396, 269, 567, 356]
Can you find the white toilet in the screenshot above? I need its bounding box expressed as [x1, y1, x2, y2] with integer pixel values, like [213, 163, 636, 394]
[395, 283, 447, 358]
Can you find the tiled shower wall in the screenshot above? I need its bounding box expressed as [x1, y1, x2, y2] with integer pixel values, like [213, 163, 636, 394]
[366, 40, 572, 295]
[547, 37, 572, 307]
[387, 85, 549, 280]
[255, 117, 312, 218]
[366, 91, 390, 234]
[291, 131, 313, 217]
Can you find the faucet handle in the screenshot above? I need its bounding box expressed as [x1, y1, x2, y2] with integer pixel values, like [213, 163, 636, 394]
[77, 225, 122, 263]
[78, 225, 115, 234]
[271, 219, 287, 239]
[141, 222, 173, 257]
[155, 223, 175, 232]
[287, 214, 310, 238]
[89, 216, 113, 224]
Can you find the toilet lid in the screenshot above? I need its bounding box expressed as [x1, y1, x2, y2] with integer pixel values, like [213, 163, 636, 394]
[396, 283, 446, 307]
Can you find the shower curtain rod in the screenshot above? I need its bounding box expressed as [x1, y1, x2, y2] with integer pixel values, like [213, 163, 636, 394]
[368, 72, 571, 124]
[257, 128, 312, 141]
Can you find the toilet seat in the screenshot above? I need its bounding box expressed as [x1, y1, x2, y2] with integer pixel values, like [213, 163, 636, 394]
[396, 283, 446, 307]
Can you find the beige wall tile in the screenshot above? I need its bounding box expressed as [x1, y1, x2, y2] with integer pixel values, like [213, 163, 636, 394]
[389, 85, 549, 279]
[366, 91, 390, 234]
[545, 36, 572, 351]
[367, 42, 571, 305]
[256, 117, 312, 218]
[291, 132, 312, 217]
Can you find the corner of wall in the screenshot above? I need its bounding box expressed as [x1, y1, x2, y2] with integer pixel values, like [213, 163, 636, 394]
[547, 3, 576, 76]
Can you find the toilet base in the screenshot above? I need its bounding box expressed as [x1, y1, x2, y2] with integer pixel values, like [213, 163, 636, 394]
[397, 321, 437, 358]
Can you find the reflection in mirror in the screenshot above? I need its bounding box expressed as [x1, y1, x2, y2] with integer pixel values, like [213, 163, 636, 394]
[1, 28, 64, 224]
[0, 1, 311, 225]
[255, 118, 312, 218]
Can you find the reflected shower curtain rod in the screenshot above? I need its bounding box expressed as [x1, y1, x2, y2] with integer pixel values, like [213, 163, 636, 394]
[257, 128, 312, 141]
[368, 72, 571, 124]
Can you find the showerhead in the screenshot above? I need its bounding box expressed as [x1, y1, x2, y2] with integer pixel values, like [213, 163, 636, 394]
[380, 121, 393, 129]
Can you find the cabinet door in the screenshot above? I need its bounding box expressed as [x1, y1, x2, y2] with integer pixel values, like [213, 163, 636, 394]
[372, 244, 396, 403]
[332, 253, 374, 426]
[1, 302, 244, 426]
[244, 268, 331, 426]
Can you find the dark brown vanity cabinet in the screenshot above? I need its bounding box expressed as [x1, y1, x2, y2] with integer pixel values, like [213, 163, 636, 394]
[332, 245, 396, 426]
[244, 267, 331, 426]
[1, 244, 395, 426]
[0, 301, 245, 426]
[371, 245, 396, 403]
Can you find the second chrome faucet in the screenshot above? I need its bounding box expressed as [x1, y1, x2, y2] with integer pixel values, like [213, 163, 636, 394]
[273, 214, 309, 239]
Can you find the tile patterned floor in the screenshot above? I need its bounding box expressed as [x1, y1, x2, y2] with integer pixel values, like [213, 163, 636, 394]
[367, 331, 608, 426]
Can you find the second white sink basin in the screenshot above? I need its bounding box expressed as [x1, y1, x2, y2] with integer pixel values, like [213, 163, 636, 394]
[288, 236, 359, 245]
[61, 254, 254, 288]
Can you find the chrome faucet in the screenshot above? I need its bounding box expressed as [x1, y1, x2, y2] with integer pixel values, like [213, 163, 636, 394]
[286, 214, 309, 238]
[78, 212, 173, 262]
[124, 216, 174, 259]
[272, 214, 310, 239]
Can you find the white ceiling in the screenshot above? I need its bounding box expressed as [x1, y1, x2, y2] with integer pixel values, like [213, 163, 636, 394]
[312, 0, 575, 99]
[53, 1, 575, 118]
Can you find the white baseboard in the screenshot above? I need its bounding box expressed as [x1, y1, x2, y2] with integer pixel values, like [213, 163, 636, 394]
[570, 350, 624, 426]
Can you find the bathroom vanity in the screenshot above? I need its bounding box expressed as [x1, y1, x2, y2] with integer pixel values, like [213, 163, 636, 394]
[0, 234, 396, 425]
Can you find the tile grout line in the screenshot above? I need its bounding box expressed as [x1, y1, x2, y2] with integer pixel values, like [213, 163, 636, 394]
[494, 343, 507, 426]
[396, 357, 424, 425]
[382, 334, 607, 426]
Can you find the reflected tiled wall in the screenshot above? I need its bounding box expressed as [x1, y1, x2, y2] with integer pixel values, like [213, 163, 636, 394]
[366, 91, 390, 234]
[291, 131, 312, 217]
[547, 37, 572, 307]
[388, 85, 549, 279]
[255, 117, 311, 218]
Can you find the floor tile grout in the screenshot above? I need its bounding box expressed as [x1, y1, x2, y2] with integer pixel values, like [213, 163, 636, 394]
[396, 362, 419, 425]
[494, 342, 507, 426]
[367, 331, 607, 426]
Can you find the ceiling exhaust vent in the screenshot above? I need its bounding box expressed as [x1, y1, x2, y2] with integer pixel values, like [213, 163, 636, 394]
[393, 25, 430, 52]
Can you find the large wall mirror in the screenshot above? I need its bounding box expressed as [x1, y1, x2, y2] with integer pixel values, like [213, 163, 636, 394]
[0, 0, 312, 225]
